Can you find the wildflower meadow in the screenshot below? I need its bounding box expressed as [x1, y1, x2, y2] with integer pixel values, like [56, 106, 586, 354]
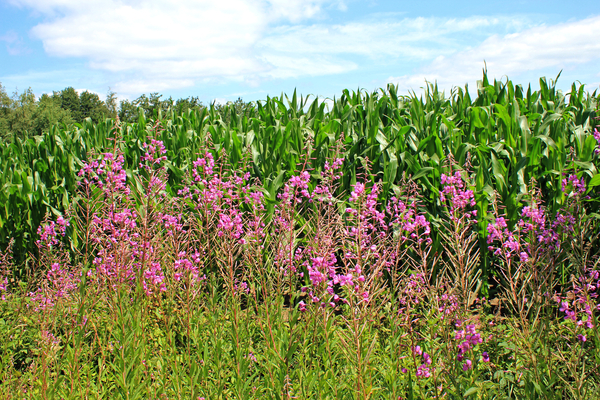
[0, 74, 599, 399]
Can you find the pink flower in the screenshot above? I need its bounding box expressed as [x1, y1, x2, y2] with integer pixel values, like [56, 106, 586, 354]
[416, 364, 431, 378]
[298, 301, 306, 312]
[349, 182, 365, 202]
[423, 352, 432, 365]
[462, 359, 472, 371]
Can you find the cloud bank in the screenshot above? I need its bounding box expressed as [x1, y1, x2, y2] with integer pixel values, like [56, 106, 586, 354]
[388, 15, 600, 93]
[7, 0, 600, 96]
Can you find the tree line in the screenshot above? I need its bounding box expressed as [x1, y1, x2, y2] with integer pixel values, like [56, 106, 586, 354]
[0, 83, 251, 138]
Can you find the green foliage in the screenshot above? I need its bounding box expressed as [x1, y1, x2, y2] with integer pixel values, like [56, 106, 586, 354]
[79, 90, 110, 123]
[0, 73, 599, 284]
[56, 87, 111, 124]
[0, 84, 12, 135]
[34, 94, 74, 134]
[0, 86, 75, 139]
[0, 115, 598, 398]
[118, 92, 207, 123]
[0, 83, 118, 139]
[2, 87, 37, 138]
[58, 87, 81, 121]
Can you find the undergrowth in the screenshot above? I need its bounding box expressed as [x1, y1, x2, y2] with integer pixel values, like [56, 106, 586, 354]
[0, 124, 599, 399]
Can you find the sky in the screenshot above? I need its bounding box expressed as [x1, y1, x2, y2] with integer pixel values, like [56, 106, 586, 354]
[1, 0, 599, 105]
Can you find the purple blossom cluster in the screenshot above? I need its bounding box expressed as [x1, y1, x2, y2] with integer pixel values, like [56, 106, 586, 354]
[347, 181, 431, 259]
[183, 152, 260, 250]
[557, 267, 599, 342]
[279, 170, 312, 205]
[439, 171, 477, 222]
[299, 252, 369, 309]
[284, 173, 431, 314]
[412, 345, 432, 378]
[143, 261, 166, 296]
[346, 181, 390, 233]
[436, 292, 460, 322]
[29, 215, 77, 310]
[562, 174, 586, 196]
[89, 205, 139, 287]
[454, 322, 485, 370]
[74, 139, 182, 297]
[323, 158, 344, 180]
[141, 138, 168, 168]
[397, 273, 428, 313]
[36, 216, 70, 249]
[78, 152, 129, 196]
[487, 202, 572, 261]
[29, 262, 78, 312]
[313, 158, 343, 204]
[487, 175, 584, 264]
[386, 196, 431, 245]
[191, 152, 215, 183]
[173, 251, 205, 283]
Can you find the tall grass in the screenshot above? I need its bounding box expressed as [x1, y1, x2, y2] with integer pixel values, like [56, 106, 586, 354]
[0, 122, 599, 398]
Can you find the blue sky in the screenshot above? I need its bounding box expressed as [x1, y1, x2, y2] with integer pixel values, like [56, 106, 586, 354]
[1, 0, 599, 104]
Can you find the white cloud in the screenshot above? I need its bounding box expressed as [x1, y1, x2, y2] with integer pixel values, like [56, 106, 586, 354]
[8, 0, 353, 95]
[260, 16, 522, 61]
[112, 78, 196, 95]
[259, 54, 357, 79]
[388, 15, 600, 94]
[8, 0, 600, 97]
[267, 0, 345, 22]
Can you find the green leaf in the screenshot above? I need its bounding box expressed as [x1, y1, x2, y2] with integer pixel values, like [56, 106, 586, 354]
[412, 167, 434, 181]
[588, 173, 600, 188]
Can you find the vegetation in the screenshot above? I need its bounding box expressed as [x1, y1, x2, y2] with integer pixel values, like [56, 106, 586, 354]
[1, 74, 598, 283]
[0, 82, 253, 139]
[0, 73, 599, 398]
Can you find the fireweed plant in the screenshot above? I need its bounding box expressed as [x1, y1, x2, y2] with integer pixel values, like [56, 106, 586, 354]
[0, 127, 599, 399]
[485, 173, 600, 399]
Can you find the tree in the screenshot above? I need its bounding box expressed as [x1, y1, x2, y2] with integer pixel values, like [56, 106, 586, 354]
[8, 87, 37, 137]
[79, 90, 108, 123]
[118, 98, 139, 123]
[0, 83, 13, 137]
[59, 87, 81, 121]
[33, 94, 73, 134]
[213, 97, 255, 124]
[119, 92, 178, 123]
[0, 86, 75, 138]
[175, 96, 205, 114]
[105, 89, 118, 119]
[133, 92, 173, 118]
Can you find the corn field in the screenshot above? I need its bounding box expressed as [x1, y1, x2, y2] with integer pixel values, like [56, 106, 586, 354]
[1, 73, 598, 286]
